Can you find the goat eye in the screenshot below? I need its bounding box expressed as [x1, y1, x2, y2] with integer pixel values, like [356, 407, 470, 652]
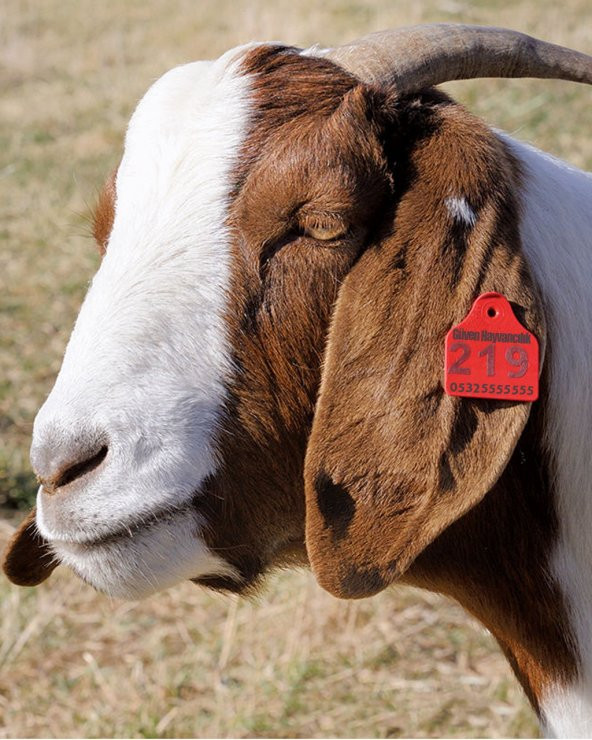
[303, 223, 348, 242]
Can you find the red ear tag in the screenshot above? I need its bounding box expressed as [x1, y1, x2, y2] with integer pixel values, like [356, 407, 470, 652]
[444, 292, 539, 402]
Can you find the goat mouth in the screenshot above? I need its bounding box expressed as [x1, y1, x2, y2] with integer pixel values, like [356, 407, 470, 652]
[51, 503, 197, 551]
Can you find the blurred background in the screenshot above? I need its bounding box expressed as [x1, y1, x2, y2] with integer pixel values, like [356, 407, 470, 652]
[1, 0, 591, 736]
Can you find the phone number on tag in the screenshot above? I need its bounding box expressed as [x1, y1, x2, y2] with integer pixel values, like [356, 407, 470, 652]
[448, 382, 535, 396]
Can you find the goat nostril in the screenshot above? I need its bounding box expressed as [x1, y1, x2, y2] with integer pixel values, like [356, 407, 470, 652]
[42, 445, 108, 493]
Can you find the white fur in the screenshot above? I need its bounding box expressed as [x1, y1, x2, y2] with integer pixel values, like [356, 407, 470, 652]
[503, 134, 592, 737]
[32, 45, 256, 598]
[445, 195, 477, 226]
[541, 685, 592, 738]
[301, 44, 331, 57]
[51, 508, 239, 599]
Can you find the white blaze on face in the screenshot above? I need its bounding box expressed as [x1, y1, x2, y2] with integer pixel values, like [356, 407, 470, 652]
[32, 45, 257, 598]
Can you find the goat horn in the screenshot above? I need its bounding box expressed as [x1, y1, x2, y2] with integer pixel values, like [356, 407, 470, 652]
[323, 24, 592, 94]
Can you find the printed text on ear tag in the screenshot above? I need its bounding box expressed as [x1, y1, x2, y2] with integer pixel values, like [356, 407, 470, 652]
[444, 292, 539, 401]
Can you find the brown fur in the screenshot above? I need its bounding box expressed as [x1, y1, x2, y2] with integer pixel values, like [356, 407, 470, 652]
[194, 48, 385, 588]
[208, 47, 575, 707]
[304, 94, 545, 593]
[2, 46, 578, 712]
[2, 509, 56, 587]
[406, 377, 576, 709]
[92, 168, 117, 255]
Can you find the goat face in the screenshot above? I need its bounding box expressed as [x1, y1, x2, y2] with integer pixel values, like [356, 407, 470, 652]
[4, 44, 543, 601]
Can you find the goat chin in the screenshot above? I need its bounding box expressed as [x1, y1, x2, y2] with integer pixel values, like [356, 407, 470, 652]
[49, 508, 239, 600]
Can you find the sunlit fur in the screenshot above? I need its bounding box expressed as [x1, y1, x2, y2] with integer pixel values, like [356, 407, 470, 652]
[33, 45, 256, 597]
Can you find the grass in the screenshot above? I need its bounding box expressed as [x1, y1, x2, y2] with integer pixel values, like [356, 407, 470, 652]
[0, 522, 536, 738]
[2, 0, 592, 736]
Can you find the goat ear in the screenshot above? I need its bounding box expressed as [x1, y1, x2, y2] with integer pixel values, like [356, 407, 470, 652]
[304, 96, 546, 599]
[2, 508, 57, 586]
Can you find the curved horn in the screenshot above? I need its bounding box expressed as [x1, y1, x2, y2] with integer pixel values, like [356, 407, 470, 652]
[323, 24, 592, 94]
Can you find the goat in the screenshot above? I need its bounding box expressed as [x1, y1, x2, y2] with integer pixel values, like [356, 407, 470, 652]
[4, 24, 592, 737]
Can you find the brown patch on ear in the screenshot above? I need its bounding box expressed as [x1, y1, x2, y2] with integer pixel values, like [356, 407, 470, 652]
[406, 394, 578, 710]
[92, 167, 118, 256]
[2, 508, 57, 586]
[304, 92, 546, 599]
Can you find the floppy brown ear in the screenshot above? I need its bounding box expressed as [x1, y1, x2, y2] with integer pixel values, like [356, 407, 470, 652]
[304, 94, 546, 599]
[2, 508, 57, 586]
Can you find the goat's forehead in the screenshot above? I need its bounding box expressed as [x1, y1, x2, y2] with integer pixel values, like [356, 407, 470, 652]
[106, 45, 260, 256]
[99, 43, 355, 258]
[120, 42, 346, 172]
[126, 44, 259, 140]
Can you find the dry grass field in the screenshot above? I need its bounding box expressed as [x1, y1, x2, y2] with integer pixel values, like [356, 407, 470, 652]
[2, 0, 592, 736]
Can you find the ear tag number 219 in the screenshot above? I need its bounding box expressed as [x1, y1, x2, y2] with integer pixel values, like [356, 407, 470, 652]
[444, 292, 539, 402]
